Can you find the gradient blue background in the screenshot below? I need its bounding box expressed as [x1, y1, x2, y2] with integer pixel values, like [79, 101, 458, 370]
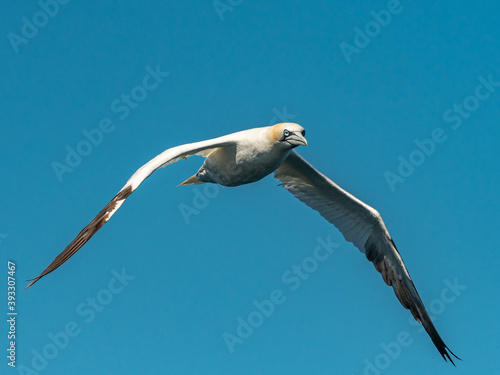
[2, 1, 499, 374]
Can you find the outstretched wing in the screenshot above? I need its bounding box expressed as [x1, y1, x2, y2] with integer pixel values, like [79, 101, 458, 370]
[274, 150, 459, 364]
[27, 135, 238, 288]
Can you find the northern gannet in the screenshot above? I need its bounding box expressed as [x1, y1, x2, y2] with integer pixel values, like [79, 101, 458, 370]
[27, 123, 459, 364]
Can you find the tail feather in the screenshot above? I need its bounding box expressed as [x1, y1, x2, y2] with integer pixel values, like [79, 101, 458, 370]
[178, 175, 204, 186]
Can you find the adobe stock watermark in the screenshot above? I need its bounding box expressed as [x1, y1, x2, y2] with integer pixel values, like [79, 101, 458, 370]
[51, 65, 169, 183]
[17, 268, 135, 374]
[359, 278, 466, 375]
[178, 106, 297, 224]
[268, 106, 297, 126]
[7, 0, 71, 54]
[177, 161, 245, 224]
[213, 0, 243, 21]
[222, 236, 339, 353]
[339, 0, 409, 63]
[384, 73, 500, 192]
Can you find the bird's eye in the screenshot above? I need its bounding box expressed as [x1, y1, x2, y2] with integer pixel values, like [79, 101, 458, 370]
[283, 129, 290, 137]
[301, 130, 306, 137]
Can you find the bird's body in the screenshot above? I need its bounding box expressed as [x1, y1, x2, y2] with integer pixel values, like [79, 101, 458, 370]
[182, 126, 299, 186]
[28, 122, 459, 365]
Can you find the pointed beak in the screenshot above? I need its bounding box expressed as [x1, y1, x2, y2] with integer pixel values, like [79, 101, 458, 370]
[286, 132, 308, 147]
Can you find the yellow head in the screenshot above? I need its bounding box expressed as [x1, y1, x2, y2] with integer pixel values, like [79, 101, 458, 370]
[269, 123, 308, 147]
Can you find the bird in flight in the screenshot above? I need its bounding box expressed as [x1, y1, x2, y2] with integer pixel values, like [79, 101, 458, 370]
[28, 123, 459, 364]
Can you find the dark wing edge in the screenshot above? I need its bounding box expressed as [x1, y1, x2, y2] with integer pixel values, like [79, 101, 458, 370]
[26, 136, 238, 289]
[368, 238, 461, 365]
[274, 150, 460, 364]
[26, 186, 133, 288]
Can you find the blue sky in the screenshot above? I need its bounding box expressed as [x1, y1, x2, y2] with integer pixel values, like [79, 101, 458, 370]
[2, 1, 499, 374]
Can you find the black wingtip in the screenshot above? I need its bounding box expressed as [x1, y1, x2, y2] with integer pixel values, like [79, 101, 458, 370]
[25, 276, 40, 289]
[26, 186, 134, 290]
[442, 345, 461, 366]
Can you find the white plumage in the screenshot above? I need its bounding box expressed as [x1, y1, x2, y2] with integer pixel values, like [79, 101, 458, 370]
[28, 122, 458, 364]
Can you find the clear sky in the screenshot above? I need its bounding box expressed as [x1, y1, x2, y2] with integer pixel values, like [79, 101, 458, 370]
[2, 1, 499, 374]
